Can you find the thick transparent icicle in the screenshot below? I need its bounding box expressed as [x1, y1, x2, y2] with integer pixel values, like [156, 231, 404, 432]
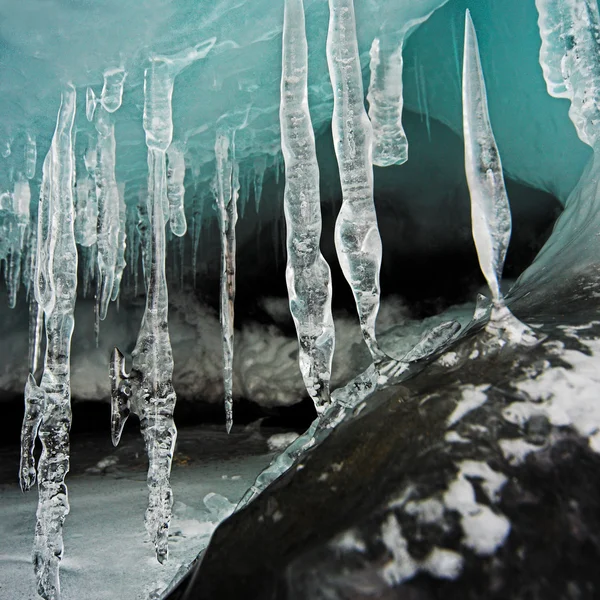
[367, 38, 409, 167]
[327, 0, 384, 362]
[214, 131, 238, 432]
[111, 182, 127, 302]
[166, 142, 187, 236]
[281, 0, 335, 413]
[535, 0, 600, 147]
[110, 150, 177, 564]
[143, 39, 216, 156]
[74, 146, 98, 248]
[463, 11, 535, 344]
[108, 43, 214, 562]
[91, 68, 126, 318]
[20, 85, 77, 600]
[25, 133, 37, 180]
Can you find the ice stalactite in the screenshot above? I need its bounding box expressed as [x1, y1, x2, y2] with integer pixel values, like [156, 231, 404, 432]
[253, 155, 267, 213]
[109, 151, 176, 564]
[367, 38, 409, 167]
[25, 132, 37, 180]
[166, 141, 187, 236]
[280, 0, 335, 413]
[109, 39, 215, 563]
[367, 6, 443, 167]
[74, 157, 99, 248]
[192, 192, 205, 287]
[214, 130, 238, 432]
[6, 175, 31, 308]
[88, 67, 127, 321]
[327, 0, 385, 362]
[111, 182, 127, 302]
[19, 85, 77, 600]
[536, 0, 600, 148]
[462, 11, 536, 345]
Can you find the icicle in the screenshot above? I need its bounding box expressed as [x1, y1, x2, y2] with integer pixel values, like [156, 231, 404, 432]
[367, 38, 408, 166]
[462, 11, 536, 344]
[25, 133, 37, 180]
[74, 145, 99, 248]
[326, 0, 385, 362]
[192, 192, 205, 287]
[109, 40, 215, 564]
[110, 148, 177, 564]
[137, 190, 151, 292]
[214, 130, 238, 432]
[281, 0, 335, 412]
[91, 67, 127, 319]
[20, 85, 77, 600]
[535, 0, 600, 148]
[111, 181, 127, 302]
[166, 141, 187, 236]
[253, 155, 267, 212]
[7, 176, 30, 307]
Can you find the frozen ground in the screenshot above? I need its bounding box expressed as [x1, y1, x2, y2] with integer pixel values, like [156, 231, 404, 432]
[0, 424, 276, 600]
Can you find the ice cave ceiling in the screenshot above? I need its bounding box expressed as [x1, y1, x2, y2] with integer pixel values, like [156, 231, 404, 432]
[1, 0, 593, 409]
[0, 0, 590, 204]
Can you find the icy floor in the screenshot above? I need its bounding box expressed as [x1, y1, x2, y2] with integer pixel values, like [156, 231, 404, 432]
[0, 424, 276, 600]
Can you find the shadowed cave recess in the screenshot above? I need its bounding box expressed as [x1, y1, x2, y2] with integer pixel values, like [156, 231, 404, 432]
[2, 0, 600, 599]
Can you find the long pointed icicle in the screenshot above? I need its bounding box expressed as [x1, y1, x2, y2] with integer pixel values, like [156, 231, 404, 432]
[20, 85, 77, 600]
[109, 39, 215, 564]
[535, 0, 600, 148]
[7, 175, 31, 308]
[89, 68, 127, 320]
[25, 133, 37, 180]
[281, 0, 335, 413]
[462, 11, 535, 344]
[327, 0, 385, 362]
[214, 130, 238, 432]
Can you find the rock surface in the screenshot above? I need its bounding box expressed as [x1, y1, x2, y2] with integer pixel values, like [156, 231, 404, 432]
[167, 292, 600, 600]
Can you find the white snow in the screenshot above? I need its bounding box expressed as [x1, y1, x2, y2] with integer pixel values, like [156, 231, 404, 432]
[502, 337, 600, 455]
[446, 384, 490, 427]
[443, 461, 510, 556]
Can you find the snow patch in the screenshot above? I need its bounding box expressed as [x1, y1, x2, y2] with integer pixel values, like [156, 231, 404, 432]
[499, 438, 540, 465]
[503, 337, 600, 455]
[380, 513, 464, 585]
[443, 461, 510, 556]
[447, 384, 490, 427]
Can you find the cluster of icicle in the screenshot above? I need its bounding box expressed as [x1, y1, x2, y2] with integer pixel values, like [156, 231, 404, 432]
[10, 0, 594, 597]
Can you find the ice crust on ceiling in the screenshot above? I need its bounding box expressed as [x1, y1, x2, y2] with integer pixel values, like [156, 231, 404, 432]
[0, 0, 591, 210]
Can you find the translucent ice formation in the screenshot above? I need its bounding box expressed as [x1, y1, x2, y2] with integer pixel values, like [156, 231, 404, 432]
[327, 0, 385, 363]
[462, 11, 536, 345]
[88, 68, 127, 321]
[214, 129, 238, 432]
[366, 3, 448, 167]
[109, 40, 215, 562]
[20, 85, 78, 600]
[510, 0, 600, 303]
[281, 0, 335, 413]
[536, 0, 600, 148]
